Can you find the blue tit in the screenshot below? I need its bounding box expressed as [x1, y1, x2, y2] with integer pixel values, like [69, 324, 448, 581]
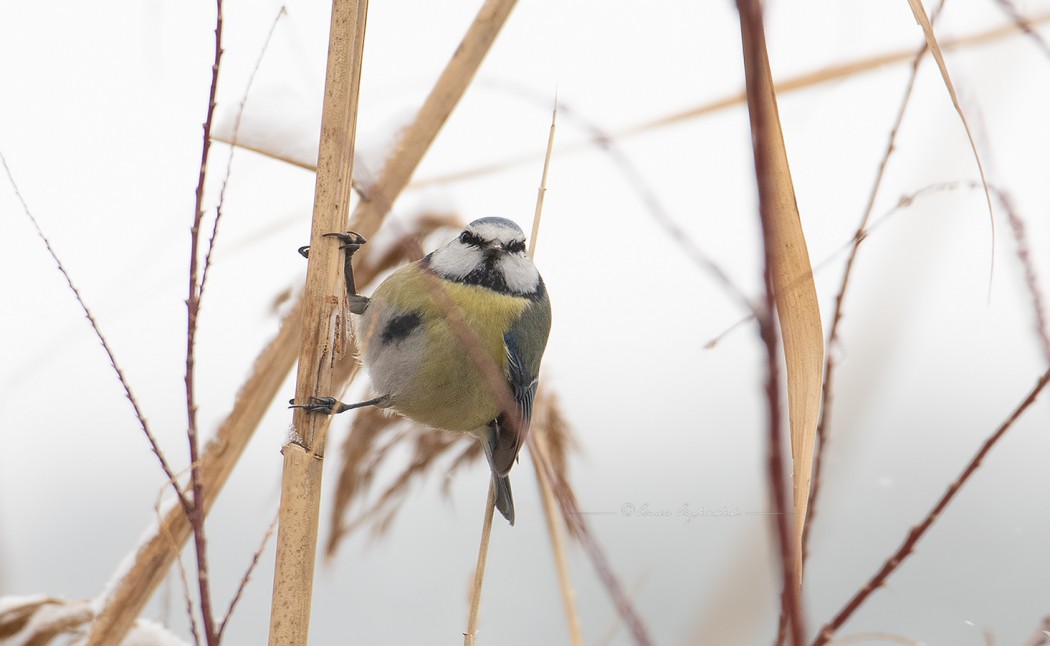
[293, 217, 552, 525]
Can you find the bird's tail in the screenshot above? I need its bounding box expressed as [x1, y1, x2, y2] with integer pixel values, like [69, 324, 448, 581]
[493, 472, 515, 525]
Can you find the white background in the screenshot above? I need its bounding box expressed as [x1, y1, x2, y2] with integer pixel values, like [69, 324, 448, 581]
[2, 1, 1050, 644]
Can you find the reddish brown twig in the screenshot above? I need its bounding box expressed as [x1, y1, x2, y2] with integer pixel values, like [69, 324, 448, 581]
[202, 6, 286, 298]
[5, 149, 195, 525]
[802, 0, 944, 567]
[996, 188, 1050, 365]
[217, 511, 279, 641]
[812, 368, 1050, 645]
[184, 1, 224, 643]
[994, 0, 1050, 58]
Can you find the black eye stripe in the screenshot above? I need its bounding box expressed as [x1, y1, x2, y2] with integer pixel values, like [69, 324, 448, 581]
[459, 231, 483, 246]
[459, 230, 525, 252]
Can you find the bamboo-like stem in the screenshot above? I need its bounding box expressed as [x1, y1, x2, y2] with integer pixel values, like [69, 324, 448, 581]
[86, 2, 519, 642]
[529, 432, 583, 646]
[464, 482, 497, 646]
[268, 0, 369, 644]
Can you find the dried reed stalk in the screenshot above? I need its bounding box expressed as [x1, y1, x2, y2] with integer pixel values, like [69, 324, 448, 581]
[268, 1, 369, 644]
[464, 483, 496, 646]
[737, 0, 823, 643]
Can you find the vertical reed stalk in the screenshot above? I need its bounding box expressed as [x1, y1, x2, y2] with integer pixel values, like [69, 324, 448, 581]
[267, 1, 369, 644]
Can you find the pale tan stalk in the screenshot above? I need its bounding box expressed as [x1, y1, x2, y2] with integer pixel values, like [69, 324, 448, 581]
[527, 104, 583, 645]
[268, 0, 369, 644]
[464, 483, 496, 646]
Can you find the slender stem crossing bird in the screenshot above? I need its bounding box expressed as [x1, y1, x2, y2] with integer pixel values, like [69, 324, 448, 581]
[292, 218, 552, 525]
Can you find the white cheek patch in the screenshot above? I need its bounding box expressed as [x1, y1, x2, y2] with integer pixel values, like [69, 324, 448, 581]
[497, 255, 540, 294]
[427, 243, 484, 279]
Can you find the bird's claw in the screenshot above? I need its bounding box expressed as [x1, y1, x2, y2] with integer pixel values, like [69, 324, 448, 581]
[288, 396, 339, 414]
[297, 232, 366, 259]
[323, 231, 367, 255]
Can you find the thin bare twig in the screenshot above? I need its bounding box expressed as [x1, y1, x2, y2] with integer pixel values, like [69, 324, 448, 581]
[812, 367, 1050, 645]
[2, 150, 190, 511]
[185, 1, 224, 642]
[217, 511, 279, 641]
[996, 189, 1050, 365]
[538, 436, 654, 646]
[201, 5, 287, 298]
[155, 493, 201, 646]
[993, 0, 1050, 58]
[803, 0, 946, 565]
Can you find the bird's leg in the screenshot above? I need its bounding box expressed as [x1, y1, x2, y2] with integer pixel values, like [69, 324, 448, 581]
[298, 231, 370, 315]
[289, 394, 389, 415]
[323, 231, 370, 315]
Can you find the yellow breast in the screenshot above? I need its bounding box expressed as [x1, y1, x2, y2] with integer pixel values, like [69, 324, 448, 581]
[362, 263, 529, 432]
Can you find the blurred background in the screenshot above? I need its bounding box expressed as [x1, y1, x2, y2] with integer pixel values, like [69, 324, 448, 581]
[2, 1, 1050, 644]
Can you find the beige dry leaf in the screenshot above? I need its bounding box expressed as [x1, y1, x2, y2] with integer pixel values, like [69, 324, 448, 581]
[738, 0, 825, 588]
[906, 0, 996, 270]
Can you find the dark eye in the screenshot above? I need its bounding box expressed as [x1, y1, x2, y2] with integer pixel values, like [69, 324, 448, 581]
[459, 231, 481, 246]
[507, 240, 526, 253]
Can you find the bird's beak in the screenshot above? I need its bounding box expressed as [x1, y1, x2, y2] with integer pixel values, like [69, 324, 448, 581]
[483, 243, 502, 259]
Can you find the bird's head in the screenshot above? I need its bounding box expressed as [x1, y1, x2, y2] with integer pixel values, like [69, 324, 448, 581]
[425, 217, 541, 296]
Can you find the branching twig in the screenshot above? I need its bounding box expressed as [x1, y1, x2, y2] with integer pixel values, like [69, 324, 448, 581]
[2, 150, 190, 511]
[155, 494, 200, 646]
[202, 5, 287, 298]
[803, 0, 945, 564]
[184, 1, 224, 643]
[802, 0, 953, 567]
[812, 367, 1050, 645]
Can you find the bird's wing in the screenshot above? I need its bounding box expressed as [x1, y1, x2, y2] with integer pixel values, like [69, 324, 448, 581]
[487, 293, 551, 476]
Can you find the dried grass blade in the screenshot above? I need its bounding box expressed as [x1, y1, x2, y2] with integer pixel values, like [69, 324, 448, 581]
[737, 0, 823, 642]
[906, 0, 996, 273]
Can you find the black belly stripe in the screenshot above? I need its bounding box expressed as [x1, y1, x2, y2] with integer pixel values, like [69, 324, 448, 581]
[381, 312, 422, 344]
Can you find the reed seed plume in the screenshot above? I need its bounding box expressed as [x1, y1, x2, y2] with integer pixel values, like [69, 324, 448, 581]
[326, 389, 577, 553]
